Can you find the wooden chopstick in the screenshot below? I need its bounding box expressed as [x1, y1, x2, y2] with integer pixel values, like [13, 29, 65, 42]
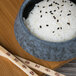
[16, 56, 65, 76]
[0, 45, 65, 76]
[0, 46, 39, 76]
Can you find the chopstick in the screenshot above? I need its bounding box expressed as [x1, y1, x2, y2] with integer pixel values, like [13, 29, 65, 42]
[0, 45, 65, 76]
[0, 46, 39, 76]
[16, 56, 65, 76]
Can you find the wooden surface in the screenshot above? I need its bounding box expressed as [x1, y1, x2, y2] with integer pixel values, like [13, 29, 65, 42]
[0, 0, 75, 76]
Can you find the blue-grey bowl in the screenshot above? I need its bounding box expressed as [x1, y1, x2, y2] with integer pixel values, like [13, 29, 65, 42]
[14, 0, 76, 61]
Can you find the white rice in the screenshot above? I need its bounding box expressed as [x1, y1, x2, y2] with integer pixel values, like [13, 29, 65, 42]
[23, 0, 76, 42]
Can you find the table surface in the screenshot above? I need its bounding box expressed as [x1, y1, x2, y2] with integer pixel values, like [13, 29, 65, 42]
[0, 0, 75, 76]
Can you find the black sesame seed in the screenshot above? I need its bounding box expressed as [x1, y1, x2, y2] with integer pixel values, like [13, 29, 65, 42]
[53, 1, 55, 3]
[57, 3, 59, 5]
[69, 10, 71, 12]
[37, 5, 39, 7]
[43, 6, 45, 8]
[60, 14, 61, 16]
[54, 10, 56, 12]
[60, 10, 63, 13]
[40, 15, 42, 18]
[57, 20, 59, 22]
[49, 4, 53, 6]
[67, 13, 71, 16]
[61, 4, 64, 6]
[40, 10, 42, 13]
[45, 11, 48, 13]
[40, 26, 42, 28]
[57, 6, 59, 9]
[67, 22, 70, 25]
[55, 2, 59, 5]
[50, 11, 52, 13]
[60, 27, 62, 29]
[70, 4, 73, 6]
[53, 16, 56, 19]
[46, 24, 49, 27]
[52, 31, 55, 33]
[51, 13, 53, 14]
[57, 27, 60, 30]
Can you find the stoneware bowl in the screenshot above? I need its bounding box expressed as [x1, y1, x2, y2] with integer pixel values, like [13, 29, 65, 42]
[14, 0, 76, 61]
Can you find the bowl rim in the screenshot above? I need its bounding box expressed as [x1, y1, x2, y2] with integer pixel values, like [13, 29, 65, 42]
[14, 0, 76, 61]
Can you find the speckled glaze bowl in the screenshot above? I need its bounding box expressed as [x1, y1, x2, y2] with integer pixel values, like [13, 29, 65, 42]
[14, 0, 76, 61]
